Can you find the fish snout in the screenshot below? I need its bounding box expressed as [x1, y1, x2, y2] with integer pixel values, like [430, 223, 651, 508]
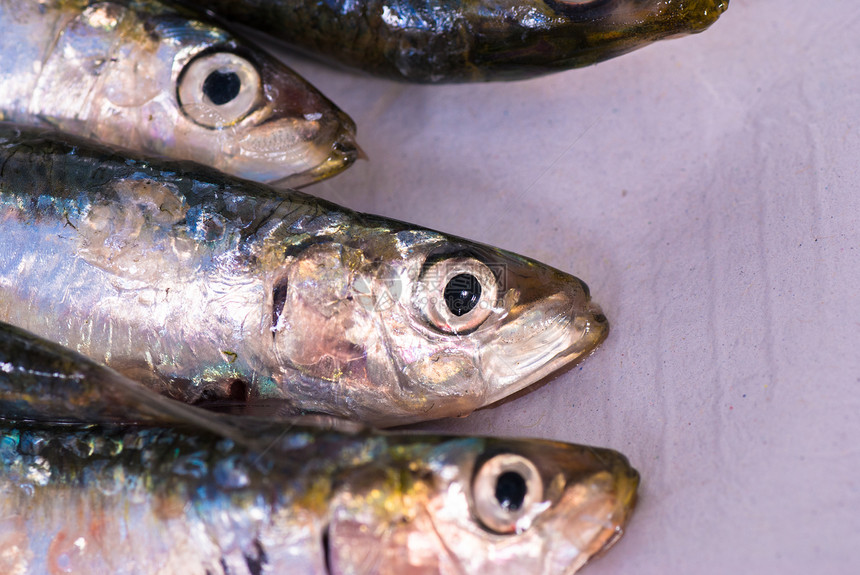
[267, 116, 360, 188]
[589, 456, 640, 561]
[679, 0, 731, 31]
[612, 455, 640, 523]
[576, 300, 609, 354]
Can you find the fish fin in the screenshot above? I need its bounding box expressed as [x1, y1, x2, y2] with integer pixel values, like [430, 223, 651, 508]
[0, 321, 364, 444]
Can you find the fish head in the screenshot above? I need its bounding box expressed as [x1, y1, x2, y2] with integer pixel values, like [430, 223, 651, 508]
[365, 231, 608, 424]
[267, 226, 607, 425]
[579, 0, 731, 33]
[326, 436, 639, 574]
[86, 3, 357, 186]
[464, 0, 729, 77]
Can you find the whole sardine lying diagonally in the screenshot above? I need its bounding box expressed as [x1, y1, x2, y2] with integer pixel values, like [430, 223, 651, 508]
[0, 0, 357, 187]
[186, 0, 730, 82]
[0, 125, 608, 426]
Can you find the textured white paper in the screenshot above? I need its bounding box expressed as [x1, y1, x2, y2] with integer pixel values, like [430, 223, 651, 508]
[266, 1, 860, 572]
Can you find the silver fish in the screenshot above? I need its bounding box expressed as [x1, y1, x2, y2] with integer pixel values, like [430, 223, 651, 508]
[183, 0, 730, 82]
[0, 124, 608, 426]
[0, 0, 358, 187]
[0, 420, 639, 574]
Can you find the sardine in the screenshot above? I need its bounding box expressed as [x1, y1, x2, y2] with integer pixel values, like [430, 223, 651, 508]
[0, 0, 358, 186]
[184, 0, 730, 82]
[0, 125, 608, 426]
[0, 418, 639, 574]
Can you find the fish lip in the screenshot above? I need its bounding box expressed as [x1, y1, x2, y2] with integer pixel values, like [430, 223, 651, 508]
[546, 0, 728, 27]
[672, 0, 730, 31]
[612, 456, 640, 522]
[587, 460, 640, 562]
[483, 301, 609, 405]
[267, 124, 360, 189]
[707, 0, 730, 15]
[558, 455, 640, 575]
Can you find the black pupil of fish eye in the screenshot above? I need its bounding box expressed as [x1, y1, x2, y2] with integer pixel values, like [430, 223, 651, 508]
[202, 69, 241, 106]
[495, 471, 527, 512]
[443, 273, 481, 317]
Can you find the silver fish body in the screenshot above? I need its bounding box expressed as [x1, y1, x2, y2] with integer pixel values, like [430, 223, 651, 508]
[184, 0, 730, 82]
[0, 420, 639, 575]
[0, 125, 608, 426]
[0, 0, 357, 187]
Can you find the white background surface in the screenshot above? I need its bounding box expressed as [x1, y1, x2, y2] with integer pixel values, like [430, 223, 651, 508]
[264, 1, 859, 573]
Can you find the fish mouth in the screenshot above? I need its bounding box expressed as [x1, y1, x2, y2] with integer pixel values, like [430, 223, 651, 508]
[607, 0, 728, 33]
[555, 451, 639, 575]
[581, 457, 640, 569]
[609, 457, 640, 537]
[670, 0, 730, 32]
[268, 116, 360, 189]
[547, 0, 728, 30]
[482, 299, 609, 405]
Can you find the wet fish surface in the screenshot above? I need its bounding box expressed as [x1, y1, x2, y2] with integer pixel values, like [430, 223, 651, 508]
[0, 319, 638, 574]
[0, 124, 608, 426]
[0, 319, 214, 426]
[0, 319, 362, 441]
[0, 417, 639, 574]
[185, 0, 730, 82]
[0, 0, 357, 186]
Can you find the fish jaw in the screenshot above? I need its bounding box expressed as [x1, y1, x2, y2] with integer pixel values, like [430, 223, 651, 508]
[549, 449, 641, 575]
[561, 0, 731, 54]
[377, 276, 606, 425]
[664, 0, 731, 32]
[468, 253, 609, 411]
[215, 66, 360, 188]
[480, 295, 608, 407]
[161, 29, 359, 187]
[265, 111, 360, 189]
[609, 0, 730, 36]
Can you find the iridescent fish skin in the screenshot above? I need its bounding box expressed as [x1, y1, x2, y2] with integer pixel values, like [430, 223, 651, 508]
[0, 0, 357, 186]
[0, 319, 197, 426]
[184, 0, 729, 82]
[0, 125, 608, 426]
[0, 420, 639, 575]
[0, 306, 635, 573]
[0, 319, 363, 439]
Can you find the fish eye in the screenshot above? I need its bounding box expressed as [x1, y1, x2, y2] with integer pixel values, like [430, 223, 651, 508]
[444, 273, 481, 316]
[419, 256, 498, 334]
[473, 453, 544, 534]
[178, 51, 261, 128]
[203, 70, 241, 105]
